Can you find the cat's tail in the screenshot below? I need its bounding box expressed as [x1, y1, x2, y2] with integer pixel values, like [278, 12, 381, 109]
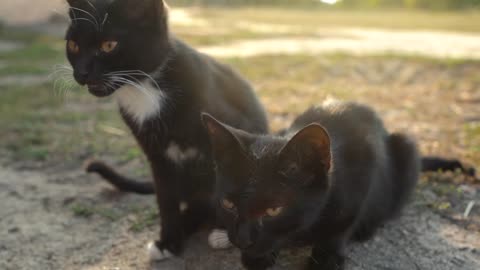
[387, 133, 421, 215]
[421, 157, 475, 176]
[85, 160, 155, 195]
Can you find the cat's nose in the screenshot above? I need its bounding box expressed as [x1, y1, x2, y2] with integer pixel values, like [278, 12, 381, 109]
[74, 70, 90, 85]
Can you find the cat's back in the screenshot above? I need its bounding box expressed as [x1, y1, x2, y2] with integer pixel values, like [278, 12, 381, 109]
[170, 38, 268, 134]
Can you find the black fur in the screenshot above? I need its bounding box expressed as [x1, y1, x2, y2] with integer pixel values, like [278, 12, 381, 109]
[203, 102, 420, 270]
[66, 0, 268, 256]
[421, 157, 475, 176]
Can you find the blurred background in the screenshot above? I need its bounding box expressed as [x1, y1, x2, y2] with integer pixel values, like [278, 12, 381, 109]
[0, 1, 479, 270]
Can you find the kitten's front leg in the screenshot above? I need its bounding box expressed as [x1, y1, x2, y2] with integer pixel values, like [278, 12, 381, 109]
[307, 242, 345, 270]
[148, 161, 184, 260]
[241, 251, 278, 270]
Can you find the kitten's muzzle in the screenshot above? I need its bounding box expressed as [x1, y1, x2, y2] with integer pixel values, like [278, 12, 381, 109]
[231, 222, 256, 250]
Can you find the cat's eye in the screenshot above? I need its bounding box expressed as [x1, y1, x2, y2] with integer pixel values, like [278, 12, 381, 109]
[221, 198, 235, 210]
[266, 207, 283, 217]
[100, 41, 118, 53]
[67, 40, 79, 54]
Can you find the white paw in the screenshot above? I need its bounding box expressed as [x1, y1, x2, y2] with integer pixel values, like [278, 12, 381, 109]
[179, 201, 189, 212]
[208, 229, 232, 250]
[147, 241, 173, 261]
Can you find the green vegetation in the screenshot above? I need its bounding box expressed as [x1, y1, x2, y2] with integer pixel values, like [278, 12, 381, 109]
[71, 203, 123, 221]
[171, 0, 480, 10]
[0, 7, 478, 175]
[181, 8, 480, 33]
[129, 207, 159, 232]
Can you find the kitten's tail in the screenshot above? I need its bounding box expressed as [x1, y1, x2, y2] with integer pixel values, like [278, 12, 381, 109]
[387, 133, 421, 215]
[421, 157, 475, 176]
[388, 133, 475, 211]
[85, 160, 155, 194]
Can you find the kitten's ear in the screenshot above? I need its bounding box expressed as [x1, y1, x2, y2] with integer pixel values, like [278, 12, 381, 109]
[201, 113, 245, 160]
[279, 124, 331, 179]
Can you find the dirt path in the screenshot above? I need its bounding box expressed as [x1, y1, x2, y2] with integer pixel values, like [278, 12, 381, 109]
[2, 2, 480, 60]
[1, 166, 479, 270]
[199, 28, 480, 59]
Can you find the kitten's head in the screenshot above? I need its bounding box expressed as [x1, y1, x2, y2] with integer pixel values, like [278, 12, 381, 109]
[202, 114, 332, 256]
[65, 0, 169, 97]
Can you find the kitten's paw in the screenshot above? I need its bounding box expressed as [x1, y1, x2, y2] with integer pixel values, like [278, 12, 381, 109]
[179, 201, 189, 212]
[241, 252, 278, 270]
[147, 241, 174, 261]
[208, 229, 232, 250]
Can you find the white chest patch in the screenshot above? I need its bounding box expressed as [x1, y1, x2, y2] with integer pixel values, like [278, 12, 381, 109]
[114, 79, 166, 125]
[165, 141, 200, 165]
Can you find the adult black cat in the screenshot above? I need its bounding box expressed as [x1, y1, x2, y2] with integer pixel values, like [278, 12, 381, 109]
[202, 101, 467, 270]
[65, 0, 268, 260]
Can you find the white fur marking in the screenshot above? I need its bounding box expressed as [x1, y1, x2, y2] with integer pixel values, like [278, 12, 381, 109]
[147, 241, 173, 261]
[180, 201, 189, 212]
[165, 142, 199, 164]
[114, 79, 165, 125]
[208, 229, 232, 250]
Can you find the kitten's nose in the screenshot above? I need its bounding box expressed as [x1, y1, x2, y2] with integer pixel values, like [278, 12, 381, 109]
[235, 223, 254, 249]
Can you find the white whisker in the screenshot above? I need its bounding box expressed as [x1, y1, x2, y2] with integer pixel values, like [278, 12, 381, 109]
[69, 6, 99, 30]
[71, 17, 98, 29]
[84, 0, 97, 11]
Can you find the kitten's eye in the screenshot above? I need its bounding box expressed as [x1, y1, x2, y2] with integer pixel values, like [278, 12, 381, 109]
[221, 198, 235, 211]
[266, 207, 283, 217]
[100, 41, 118, 53]
[67, 40, 79, 54]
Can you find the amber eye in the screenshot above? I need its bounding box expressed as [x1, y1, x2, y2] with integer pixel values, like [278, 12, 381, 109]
[100, 40, 118, 53]
[266, 207, 283, 217]
[67, 40, 79, 54]
[221, 198, 235, 210]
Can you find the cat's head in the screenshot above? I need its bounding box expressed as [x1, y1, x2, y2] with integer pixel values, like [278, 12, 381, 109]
[65, 0, 170, 97]
[202, 114, 332, 256]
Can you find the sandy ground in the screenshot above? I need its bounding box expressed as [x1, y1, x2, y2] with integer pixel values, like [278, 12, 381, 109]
[1, 166, 479, 270]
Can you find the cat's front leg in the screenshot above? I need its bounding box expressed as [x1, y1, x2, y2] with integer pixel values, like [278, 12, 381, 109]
[148, 160, 184, 260]
[241, 251, 278, 270]
[307, 242, 345, 270]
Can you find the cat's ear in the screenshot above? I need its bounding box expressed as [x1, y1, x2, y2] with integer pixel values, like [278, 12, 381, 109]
[66, 0, 81, 7]
[279, 124, 331, 181]
[110, 0, 167, 26]
[66, 0, 94, 10]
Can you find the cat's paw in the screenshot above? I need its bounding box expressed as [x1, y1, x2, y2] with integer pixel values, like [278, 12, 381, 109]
[147, 241, 174, 261]
[208, 229, 232, 250]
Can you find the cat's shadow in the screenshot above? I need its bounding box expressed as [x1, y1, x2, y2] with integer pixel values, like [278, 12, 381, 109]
[149, 231, 300, 270]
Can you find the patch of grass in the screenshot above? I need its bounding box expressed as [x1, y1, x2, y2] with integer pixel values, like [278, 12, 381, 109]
[197, 8, 480, 33]
[121, 147, 143, 162]
[0, 64, 48, 76]
[0, 42, 61, 62]
[71, 203, 122, 221]
[72, 204, 95, 218]
[95, 208, 122, 221]
[129, 207, 158, 232]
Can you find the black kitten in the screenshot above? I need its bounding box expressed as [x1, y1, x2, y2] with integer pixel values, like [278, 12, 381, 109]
[65, 0, 268, 260]
[203, 101, 421, 270]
